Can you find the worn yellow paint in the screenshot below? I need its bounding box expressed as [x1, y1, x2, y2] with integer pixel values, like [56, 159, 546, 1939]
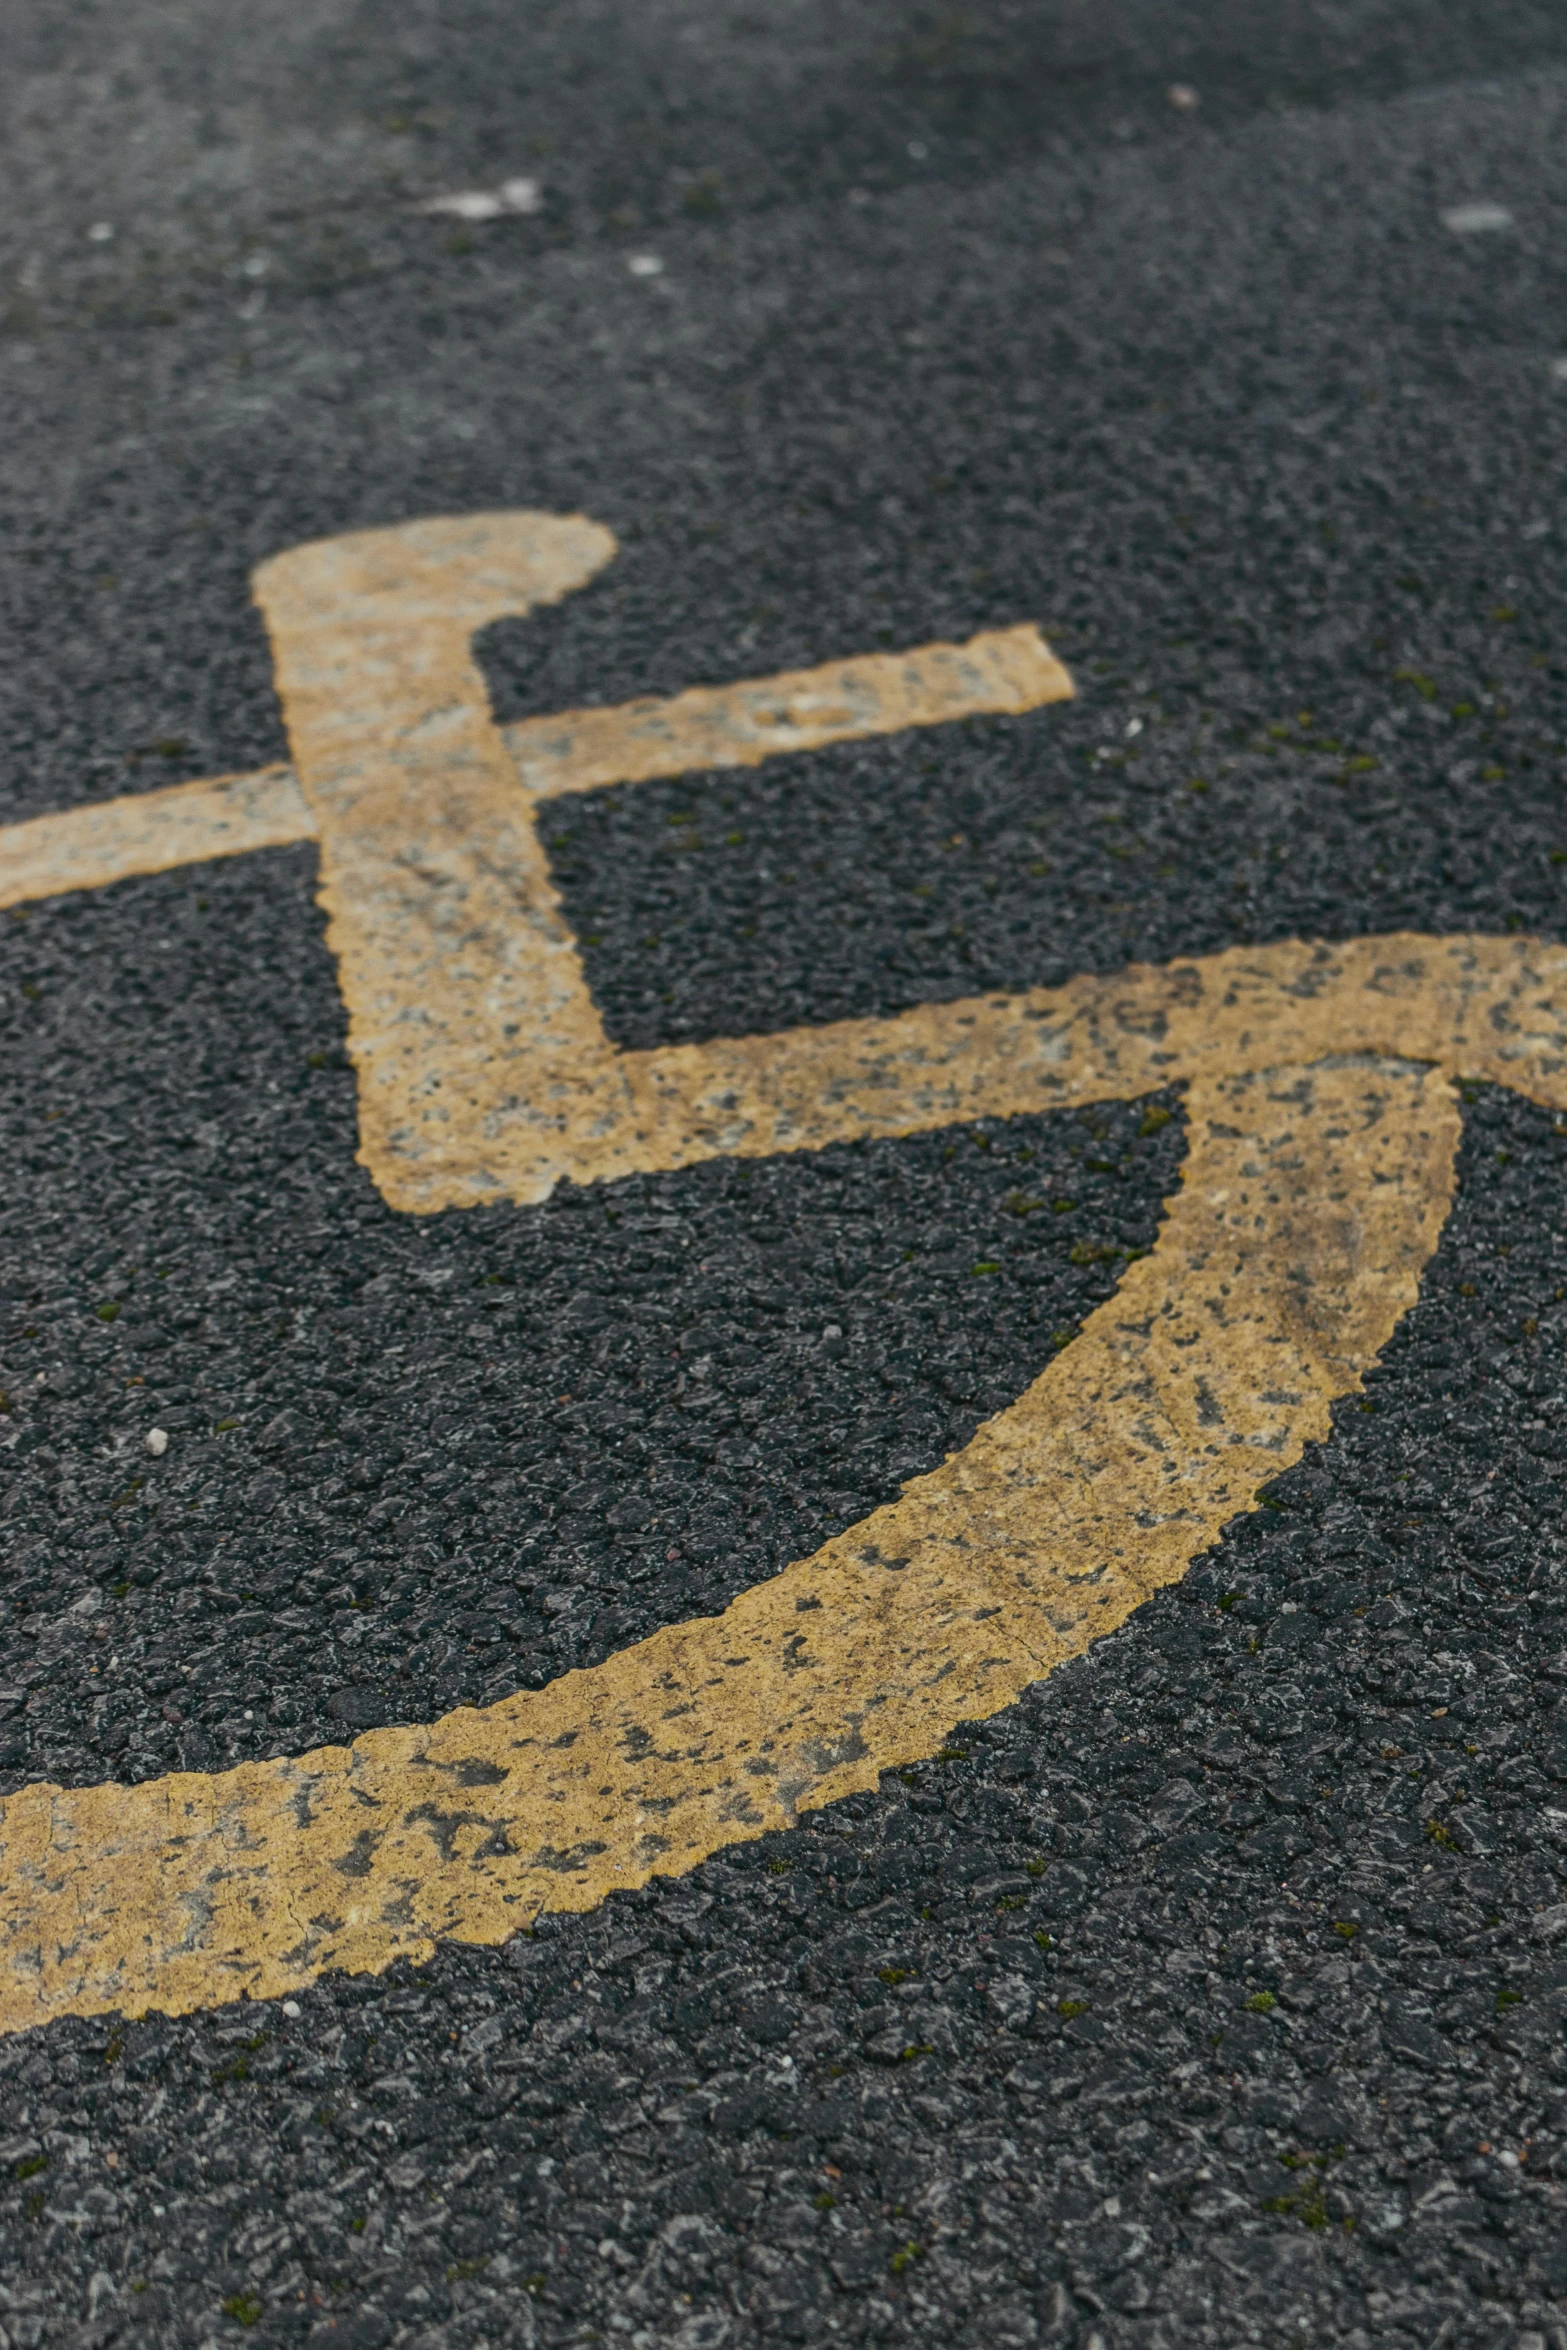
[258, 524, 1564, 1214]
[2, 508, 1561, 2038]
[0, 766, 313, 911]
[503, 622, 1071, 798]
[614, 929, 1567, 1179]
[244, 513, 1081, 1211]
[0, 632, 1069, 917]
[0, 1052, 1457, 2036]
[336, 917, 1567, 1211]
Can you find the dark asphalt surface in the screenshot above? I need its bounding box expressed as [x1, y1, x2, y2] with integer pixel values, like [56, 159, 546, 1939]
[7, 4, 1567, 2345]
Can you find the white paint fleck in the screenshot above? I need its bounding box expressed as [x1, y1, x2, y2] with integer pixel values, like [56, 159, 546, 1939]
[627, 252, 664, 277]
[1442, 201, 1513, 235]
[87, 221, 114, 243]
[417, 178, 541, 222]
[424, 190, 505, 221]
[146, 1427, 169, 1457]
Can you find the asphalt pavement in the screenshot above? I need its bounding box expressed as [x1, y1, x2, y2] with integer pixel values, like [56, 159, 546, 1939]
[7, 3, 1567, 2345]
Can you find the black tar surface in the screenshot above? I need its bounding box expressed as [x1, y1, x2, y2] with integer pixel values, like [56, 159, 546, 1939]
[7, 4, 1567, 2345]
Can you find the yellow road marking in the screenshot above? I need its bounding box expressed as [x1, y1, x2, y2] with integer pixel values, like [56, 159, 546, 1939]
[0, 765, 312, 911]
[0, 1049, 1456, 2036]
[1, 649, 1064, 945]
[248, 512, 1074, 1211]
[504, 621, 1068, 797]
[4, 509, 1566, 2038]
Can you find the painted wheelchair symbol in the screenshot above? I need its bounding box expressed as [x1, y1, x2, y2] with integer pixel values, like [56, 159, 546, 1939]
[2, 512, 1566, 2033]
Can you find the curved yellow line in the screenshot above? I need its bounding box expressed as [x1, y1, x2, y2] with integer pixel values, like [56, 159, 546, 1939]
[0, 1047, 1457, 2036]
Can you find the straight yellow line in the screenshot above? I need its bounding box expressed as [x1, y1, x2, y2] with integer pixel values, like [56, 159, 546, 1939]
[505, 625, 1071, 799]
[0, 766, 313, 911]
[0, 627, 1068, 913]
[0, 1053, 1456, 2037]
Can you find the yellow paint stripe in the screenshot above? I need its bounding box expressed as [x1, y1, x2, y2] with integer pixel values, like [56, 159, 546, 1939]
[613, 930, 1567, 1179]
[0, 634, 1068, 914]
[0, 1053, 1456, 2036]
[350, 925, 1565, 1211]
[504, 624, 1072, 799]
[0, 766, 313, 911]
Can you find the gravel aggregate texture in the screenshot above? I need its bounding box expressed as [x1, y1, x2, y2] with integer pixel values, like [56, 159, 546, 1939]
[7, 1, 1567, 2342]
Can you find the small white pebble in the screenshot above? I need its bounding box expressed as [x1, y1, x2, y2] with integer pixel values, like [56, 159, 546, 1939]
[627, 252, 664, 277]
[1167, 84, 1199, 110]
[418, 179, 541, 223]
[243, 1709, 253, 1720]
[420, 189, 506, 221]
[282, 2000, 301, 2018]
[1442, 201, 1513, 235]
[145, 1427, 169, 1457]
[87, 221, 114, 243]
[1125, 716, 1144, 738]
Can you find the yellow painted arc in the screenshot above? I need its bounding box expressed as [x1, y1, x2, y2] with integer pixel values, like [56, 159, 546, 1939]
[0, 1053, 1458, 2037]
